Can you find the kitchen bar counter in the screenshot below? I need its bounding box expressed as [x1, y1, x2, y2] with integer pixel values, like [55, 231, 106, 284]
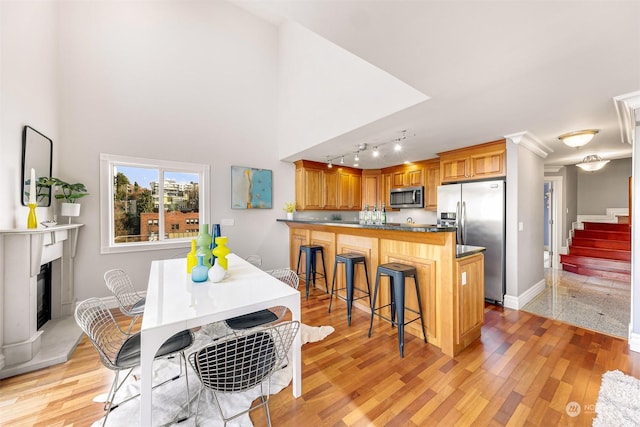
[280, 219, 484, 356]
[276, 218, 455, 233]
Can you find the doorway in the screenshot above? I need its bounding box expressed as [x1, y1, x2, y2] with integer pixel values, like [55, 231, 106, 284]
[544, 176, 562, 269]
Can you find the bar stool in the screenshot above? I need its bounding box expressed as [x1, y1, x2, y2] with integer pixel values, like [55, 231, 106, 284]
[368, 262, 427, 357]
[296, 244, 329, 299]
[328, 253, 372, 326]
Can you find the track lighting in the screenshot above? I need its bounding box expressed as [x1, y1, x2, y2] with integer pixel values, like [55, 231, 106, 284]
[373, 147, 379, 157]
[354, 152, 360, 162]
[394, 141, 402, 151]
[340, 156, 344, 165]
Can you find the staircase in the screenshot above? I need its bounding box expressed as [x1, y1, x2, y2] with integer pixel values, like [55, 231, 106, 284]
[560, 222, 631, 282]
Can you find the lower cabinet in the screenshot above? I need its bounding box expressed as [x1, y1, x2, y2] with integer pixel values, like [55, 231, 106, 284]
[455, 253, 484, 347]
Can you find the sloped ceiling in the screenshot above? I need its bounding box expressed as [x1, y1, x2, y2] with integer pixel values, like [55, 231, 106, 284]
[236, 0, 640, 169]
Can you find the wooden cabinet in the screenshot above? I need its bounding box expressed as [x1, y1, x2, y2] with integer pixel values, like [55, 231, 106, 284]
[362, 170, 380, 209]
[384, 163, 425, 188]
[295, 166, 323, 210]
[439, 139, 506, 183]
[338, 172, 361, 210]
[294, 160, 362, 211]
[455, 253, 484, 349]
[424, 159, 440, 211]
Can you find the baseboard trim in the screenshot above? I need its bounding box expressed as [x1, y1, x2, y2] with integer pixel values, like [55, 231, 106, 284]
[503, 279, 546, 310]
[629, 331, 640, 353]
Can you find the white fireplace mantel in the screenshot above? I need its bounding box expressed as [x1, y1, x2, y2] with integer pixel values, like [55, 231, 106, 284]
[0, 224, 83, 378]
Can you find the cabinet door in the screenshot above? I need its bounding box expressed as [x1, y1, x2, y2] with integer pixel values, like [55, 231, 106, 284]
[469, 149, 505, 179]
[337, 172, 352, 209]
[440, 156, 469, 183]
[406, 168, 424, 186]
[295, 167, 323, 210]
[456, 254, 484, 344]
[424, 161, 440, 211]
[323, 170, 338, 210]
[362, 174, 379, 208]
[391, 171, 405, 188]
[350, 174, 362, 209]
[381, 173, 394, 210]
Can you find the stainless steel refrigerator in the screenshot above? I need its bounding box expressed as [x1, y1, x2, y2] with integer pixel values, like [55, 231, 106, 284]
[437, 180, 506, 303]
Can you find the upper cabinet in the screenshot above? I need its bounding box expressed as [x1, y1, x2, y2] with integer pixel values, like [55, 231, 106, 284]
[438, 139, 506, 183]
[361, 170, 380, 209]
[294, 160, 362, 211]
[424, 159, 440, 211]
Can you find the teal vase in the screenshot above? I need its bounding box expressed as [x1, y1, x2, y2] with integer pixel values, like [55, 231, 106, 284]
[191, 255, 209, 283]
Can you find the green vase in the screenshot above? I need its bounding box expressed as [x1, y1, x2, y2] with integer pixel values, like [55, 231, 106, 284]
[196, 224, 212, 268]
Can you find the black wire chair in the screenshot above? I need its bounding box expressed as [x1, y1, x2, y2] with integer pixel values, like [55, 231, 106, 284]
[188, 320, 300, 426]
[103, 269, 145, 333]
[225, 268, 299, 331]
[75, 298, 193, 426]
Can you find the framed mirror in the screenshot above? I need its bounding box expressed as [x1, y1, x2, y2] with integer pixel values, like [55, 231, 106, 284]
[21, 125, 53, 206]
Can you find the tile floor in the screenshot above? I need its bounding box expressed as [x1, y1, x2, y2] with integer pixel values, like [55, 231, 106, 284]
[521, 269, 631, 339]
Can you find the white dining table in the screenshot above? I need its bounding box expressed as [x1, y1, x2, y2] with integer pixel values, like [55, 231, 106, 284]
[140, 253, 302, 425]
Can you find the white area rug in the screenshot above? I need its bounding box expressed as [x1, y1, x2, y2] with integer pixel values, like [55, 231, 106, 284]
[593, 370, 640, 426]
[91, 322, 334, 426]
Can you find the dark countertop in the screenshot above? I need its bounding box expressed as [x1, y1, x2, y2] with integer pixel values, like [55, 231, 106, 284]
[456, 245, 486, 258]
[277, 218, 456, 233]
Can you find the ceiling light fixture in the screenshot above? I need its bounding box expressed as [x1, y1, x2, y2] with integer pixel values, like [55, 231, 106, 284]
[373, 146, 379, 157]
[354, 152, 360, 162]
[394, 141, 402, 151]
[340, 156, 345, 165]
[576, 154, 609, 172]
[558, 129, 599, 148]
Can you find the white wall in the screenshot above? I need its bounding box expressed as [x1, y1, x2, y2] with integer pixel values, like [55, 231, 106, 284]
[277, 20, 427, 160]
[505, 139, 546, 308]
[0, 1, 59, 229]
[577, 157, 632, 215]
[8, 0, 292, 300]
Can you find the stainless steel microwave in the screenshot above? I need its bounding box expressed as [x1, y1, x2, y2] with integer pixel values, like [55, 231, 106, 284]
[389, 186, 424, 209]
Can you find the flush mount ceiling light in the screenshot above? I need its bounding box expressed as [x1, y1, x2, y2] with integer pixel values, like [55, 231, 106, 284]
[576, 154, 610, 172]
[558, 129, 599, 148]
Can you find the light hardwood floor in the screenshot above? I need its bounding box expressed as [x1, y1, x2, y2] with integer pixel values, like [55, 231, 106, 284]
[2, 289, 639, 426]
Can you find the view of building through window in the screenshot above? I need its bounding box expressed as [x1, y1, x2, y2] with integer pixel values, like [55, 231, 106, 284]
[113, 166, 200, 243]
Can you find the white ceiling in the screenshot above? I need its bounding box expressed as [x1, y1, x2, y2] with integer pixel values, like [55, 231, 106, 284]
[237, 0, 640, 170]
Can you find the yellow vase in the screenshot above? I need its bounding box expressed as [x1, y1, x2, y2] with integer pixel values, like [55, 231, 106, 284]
[186, 239, 197, 273]
[212, 236, 230, 270]
[27, 203, 37, 229]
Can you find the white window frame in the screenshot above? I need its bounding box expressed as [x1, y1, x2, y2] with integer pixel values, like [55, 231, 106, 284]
[100, 153, 210, 254]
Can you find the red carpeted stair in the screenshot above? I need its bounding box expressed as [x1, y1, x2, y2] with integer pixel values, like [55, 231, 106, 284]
[560, 222, 631, 282]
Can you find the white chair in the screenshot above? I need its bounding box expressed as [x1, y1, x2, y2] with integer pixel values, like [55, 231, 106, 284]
[225, 268, 299, 331]
[75, 298, 193, 426]
[245, 254, 263, 268]
[103, 269, 145, 333]
[188, 320, 300, 426]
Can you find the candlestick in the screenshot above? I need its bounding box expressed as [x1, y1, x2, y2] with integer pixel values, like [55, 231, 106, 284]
[29, 168, 36, 205]
[27, 203, 37, 229]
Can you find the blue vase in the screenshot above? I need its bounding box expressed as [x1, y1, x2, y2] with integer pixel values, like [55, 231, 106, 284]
[191, 255, 209, 283]
[210, 224, 221, 264]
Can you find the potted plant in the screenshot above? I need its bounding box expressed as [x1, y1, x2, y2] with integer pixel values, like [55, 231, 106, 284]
[53, 178, 89, 217]
[283, 201, 295, 220]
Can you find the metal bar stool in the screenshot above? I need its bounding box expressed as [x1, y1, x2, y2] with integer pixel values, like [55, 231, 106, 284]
[328, 253, 372, 325]
[368, 262, 427, 357]
[295, 244, 329, 299]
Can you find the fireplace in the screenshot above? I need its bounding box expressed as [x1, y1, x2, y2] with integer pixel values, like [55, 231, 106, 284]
[37, 263, 52, 330]
[0, 224, 83, 378]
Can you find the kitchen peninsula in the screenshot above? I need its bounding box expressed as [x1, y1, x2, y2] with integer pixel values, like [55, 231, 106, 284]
[279, 219, 485, 356]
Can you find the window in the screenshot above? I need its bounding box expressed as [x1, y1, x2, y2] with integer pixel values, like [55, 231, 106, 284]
[100, 154, 210, 254]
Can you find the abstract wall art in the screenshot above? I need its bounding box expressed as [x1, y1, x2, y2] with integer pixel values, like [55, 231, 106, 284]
[231, 166, 273, 209]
